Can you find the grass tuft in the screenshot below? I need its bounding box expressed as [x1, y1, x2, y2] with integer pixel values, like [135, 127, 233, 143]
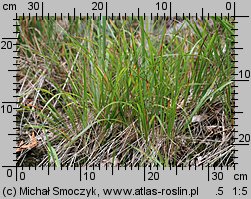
[17, 17, 234, 166]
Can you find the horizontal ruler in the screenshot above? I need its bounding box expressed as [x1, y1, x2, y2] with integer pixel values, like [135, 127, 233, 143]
[0, 166, 248, 198]
[1, 0, 250, 19]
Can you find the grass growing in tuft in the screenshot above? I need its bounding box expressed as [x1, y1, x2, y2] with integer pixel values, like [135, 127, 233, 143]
[17, 17, 234, 167]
